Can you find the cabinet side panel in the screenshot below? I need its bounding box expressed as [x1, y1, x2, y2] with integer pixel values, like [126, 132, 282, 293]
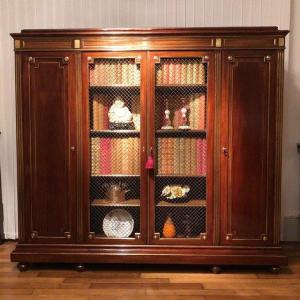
[21, 53, 77, 242]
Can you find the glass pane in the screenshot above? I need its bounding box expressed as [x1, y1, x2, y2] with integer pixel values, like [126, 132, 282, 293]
[89, 57, 141, 239]
[154, 57, 208, 240]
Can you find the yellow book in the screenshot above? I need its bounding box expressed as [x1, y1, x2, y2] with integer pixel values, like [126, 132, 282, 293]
[162, 63, 168, 85]
[192, 62, 198, 84]
[180, 62, 187, 84]
[188, 95, 195, 129]
[191, 138, 197, 175]
[156, 67, 162, 85]
[186, 62, 193, 84]
[168, 63, 175, 84]
[174, 63, 180, 84]
[91, 138, 100, 176]
[93, 97, 99, 130]
[122, 62, 128, 85]
[199, 94, 206, 129]
[199, 63, 205, 85]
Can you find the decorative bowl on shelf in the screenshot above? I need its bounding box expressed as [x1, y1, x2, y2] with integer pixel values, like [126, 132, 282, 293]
[161, 185, 190, 200]
[102, 209, 134, 238]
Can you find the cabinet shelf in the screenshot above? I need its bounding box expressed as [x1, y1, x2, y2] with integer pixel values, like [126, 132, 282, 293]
[156, 129, 206, 137]
[91, 199, 140, 207]
[156, 84, 207, 89]
[157, 199, 206, 207]
[90, 130, 140, 137]
[156, 174, 205, 178]
[91, 175, 140, 178]
[90, 85, 140, 90]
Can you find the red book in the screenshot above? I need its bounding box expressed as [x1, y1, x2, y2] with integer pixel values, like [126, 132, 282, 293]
[202, 139, 207, 175]
[100, 138, 111, 174]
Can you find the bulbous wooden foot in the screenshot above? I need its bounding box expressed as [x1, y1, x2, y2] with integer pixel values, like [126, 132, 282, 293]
[17, 262, 29, 272]
[75, 264, 86, 272]
[211, 266, 221, 274]
[270, 266, 280, 274]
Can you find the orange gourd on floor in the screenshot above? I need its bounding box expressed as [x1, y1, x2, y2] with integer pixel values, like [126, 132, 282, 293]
[163, 216, 176, 238]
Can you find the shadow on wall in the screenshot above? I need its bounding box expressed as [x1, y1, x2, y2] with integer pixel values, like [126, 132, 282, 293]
[0, 170, 4, 243]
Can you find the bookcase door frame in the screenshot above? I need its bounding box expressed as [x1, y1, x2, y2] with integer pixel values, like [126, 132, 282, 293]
[81, 51, 148, 245]
[148, 51, 216, 245]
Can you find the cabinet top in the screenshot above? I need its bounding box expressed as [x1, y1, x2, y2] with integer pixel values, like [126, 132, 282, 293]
[11, 27, 289, 51]
[11, 26, 289, 38]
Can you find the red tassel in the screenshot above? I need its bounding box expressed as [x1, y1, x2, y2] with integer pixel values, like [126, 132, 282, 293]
[145, 155, 154, 169]
[145, 148, 154, 170]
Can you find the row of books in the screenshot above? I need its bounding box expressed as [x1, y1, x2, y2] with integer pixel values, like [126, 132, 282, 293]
[156, 61, 206, 85]
[157, 138, 207, 176]
[90, 61, 140, 86]
[156, 93, 206, 129]
[92, 95, 140, 130]
[91, 137, 140, 175]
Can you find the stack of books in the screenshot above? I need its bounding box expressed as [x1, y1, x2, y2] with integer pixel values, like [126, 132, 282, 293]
[91, 137, 140, 175]
[157, 137, 207, 176]
[90, 60, 140, 86]
[156, 60, 206, 85]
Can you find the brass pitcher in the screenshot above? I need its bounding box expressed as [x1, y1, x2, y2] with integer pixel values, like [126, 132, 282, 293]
[102, 182, 130, 203]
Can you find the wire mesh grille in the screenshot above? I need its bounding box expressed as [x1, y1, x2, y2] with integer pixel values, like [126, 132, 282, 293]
[154, 57, 208, 239]
[89, 57, 141, 239]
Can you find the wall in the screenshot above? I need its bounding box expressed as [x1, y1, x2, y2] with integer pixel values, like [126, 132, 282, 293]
[0, 0, 294, 239]
[282, 0, 300, 239]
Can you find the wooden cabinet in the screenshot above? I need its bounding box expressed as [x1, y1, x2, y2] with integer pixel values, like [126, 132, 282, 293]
[11, 27, 288, 271]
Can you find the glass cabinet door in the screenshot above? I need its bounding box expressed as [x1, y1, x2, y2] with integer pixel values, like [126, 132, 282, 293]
[83, 53, 147, 244]
[149, 52, 215, 245]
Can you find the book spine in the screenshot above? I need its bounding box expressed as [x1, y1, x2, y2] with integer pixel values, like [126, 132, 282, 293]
[191, 138, 197, 175]
[100, 138, 111, 174]
[116, 138, 122, 174]
[134, 64, 140, 85]
[179, 138, 185, 175]
[102, 96, 109, 130]
[186, 138, 192, 175]
[89, 64, 96, 86]
[196, 139, 202, 176]
[199, 63, 205, 85]
[174, 63, 181, 85]
[158, 138, 162, 174]
[93, 97, 99, 130]
[181, 62, 187, 84]
[168, 62, 175, 84]
[110, 138, 116, 174]
[186, 62, 193, 84]
[162, 63, 169, 85]
[199, 94, 206, 129]
[202, 138, 207, 176]
[156, 67, 162, 85]
[192, 62, 198, 84]
[194, 94, 199, 130]
[168, 138, 174, 175]
[174, 138, 180, 175]
[91, 138, 99, 175]
[134, 138, 140, 174]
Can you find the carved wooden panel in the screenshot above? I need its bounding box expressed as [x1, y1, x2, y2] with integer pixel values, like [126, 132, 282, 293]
[22, 53, 77, 243]
[220, 51, 277, 246]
